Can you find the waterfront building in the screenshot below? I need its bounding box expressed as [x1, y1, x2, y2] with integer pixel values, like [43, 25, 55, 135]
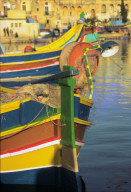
[0, 0, 131, 37]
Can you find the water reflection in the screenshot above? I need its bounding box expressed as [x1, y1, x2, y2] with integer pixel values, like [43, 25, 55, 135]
[1, 39, 131, 192]
[78, 39, 131, 192]
[120, 39, 129, 61]
[2, 42, 47, 53]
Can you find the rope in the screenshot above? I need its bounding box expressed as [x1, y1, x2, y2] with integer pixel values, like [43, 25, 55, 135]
[45, 103, 66, 127]
[0, 104, 46, 140]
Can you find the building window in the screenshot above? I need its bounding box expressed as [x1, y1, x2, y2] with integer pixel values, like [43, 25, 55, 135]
[91, 9, 95, 17]
[15, 23, 18, 27]
[125, 4, 129, 13]
[22, 2, 26, 11]
[11, 23, 13, 27]
[101, 4, 106, 13]
[109, 4, 114, 14]
[4, 3, 10, 16]
[45, 2, 49, 15]
[12, 4, 15, 10]
[37, 8, 39, 11]
[19, 23, 22, 27]
[77, 6, 82, 16]
[117, 4, 121, 14]
[63, 6, 68, 16]
[71, 6, 75, 16]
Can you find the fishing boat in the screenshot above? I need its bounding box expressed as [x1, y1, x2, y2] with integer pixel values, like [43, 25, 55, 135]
[0, 62, 94, 191]
[0, 24, 84, 88]
[34, 28, 61, 44]
[34, 29, 51, 43]
[104, 17, 130, 33]
[0, 38, 120, 191]
[0, 37, 119, 90]
[1, 23, 113, 89]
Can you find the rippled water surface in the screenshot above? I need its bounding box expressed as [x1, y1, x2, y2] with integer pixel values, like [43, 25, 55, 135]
[2, 39, 131, 192]
[78, 39, 131, 192]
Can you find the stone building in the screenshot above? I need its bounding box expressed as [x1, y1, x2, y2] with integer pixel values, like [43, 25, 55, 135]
[0, 0, 131, 33]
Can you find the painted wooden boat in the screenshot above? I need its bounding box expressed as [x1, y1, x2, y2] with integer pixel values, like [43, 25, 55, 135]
[0, 66, 93, 191]
[0, 39, 120, 190]
[104, 24, 129, 33]
[34, 29, 51, 43]
[0, 40, 119, 89]
[0, 24, 84, 87]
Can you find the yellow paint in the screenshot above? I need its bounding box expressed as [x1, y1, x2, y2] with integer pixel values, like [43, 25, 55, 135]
[80, 97, 93, 107]
[89, 95, 92, 100]
[74, 118, 91, 126]
[1, 98, 31, 114]
[36, 24, 83, 52]
[1, 142, 82, 172]
[74, 94, 93, 107]
[2, 24, 83, 58]
[0, 87, 16, 94]
[1, 144, 62, 172]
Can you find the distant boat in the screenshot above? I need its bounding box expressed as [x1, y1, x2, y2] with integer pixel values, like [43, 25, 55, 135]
[120, 35, 129, 40]
[104, 17, 130, 33]
[34, 28, 61, 43]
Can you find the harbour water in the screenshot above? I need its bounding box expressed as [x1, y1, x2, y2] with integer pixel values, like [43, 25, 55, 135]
[78, 39, 131, 192]
[1, 39, 131, 192]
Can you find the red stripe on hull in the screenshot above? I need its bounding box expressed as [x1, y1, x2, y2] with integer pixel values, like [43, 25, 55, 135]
[1, 57, 59, 72]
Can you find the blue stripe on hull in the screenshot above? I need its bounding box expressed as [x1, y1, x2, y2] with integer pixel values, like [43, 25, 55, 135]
[1, 65, 60, 79]
[0, 79, 59, 88]
[1, 50, 61, 63]
[0, 65, 61, 88]
[1, 167, 83, 192]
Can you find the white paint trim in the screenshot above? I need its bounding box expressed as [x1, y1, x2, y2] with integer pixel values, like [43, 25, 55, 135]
[0, 139, 61, 159]
[0, 165, 62, 173]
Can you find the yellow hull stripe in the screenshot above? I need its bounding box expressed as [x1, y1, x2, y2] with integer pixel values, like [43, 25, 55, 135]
[0, 87, 16, 93]
[74, 118, 91, 126]
[0, 98, 31, 114]
[74, 93, 93, 107]
[0, 142, 82, 172]
[2, 24, 83, 57]
[0, 143, 62, 172]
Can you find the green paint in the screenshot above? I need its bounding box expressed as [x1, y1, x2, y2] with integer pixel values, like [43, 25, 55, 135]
[83, 48, 95, 99]
[59, 66, 76, 149]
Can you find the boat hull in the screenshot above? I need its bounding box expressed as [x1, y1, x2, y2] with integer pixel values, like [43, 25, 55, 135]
[0, 86, 92, 191]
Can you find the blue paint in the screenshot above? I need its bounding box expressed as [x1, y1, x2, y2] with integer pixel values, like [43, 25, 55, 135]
[1, 50, 61, 63]
[0, 109, 20, 129]
[74, 96, 90, 121]
[1, 100, 49, 130]
[20, 100, 49, 125]
[1, 167, 83, 192]
[0, 65, 61, 88]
